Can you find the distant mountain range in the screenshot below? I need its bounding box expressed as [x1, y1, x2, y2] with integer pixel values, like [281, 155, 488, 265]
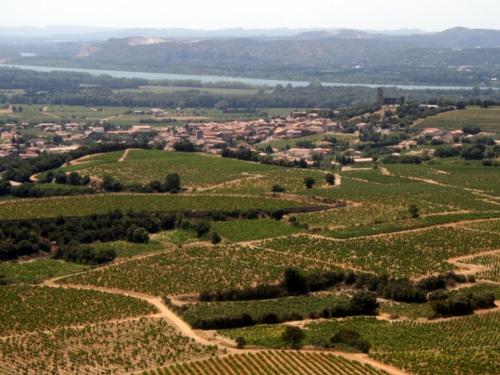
[1, 26, 500, 87]
[0, 25, 442, 41]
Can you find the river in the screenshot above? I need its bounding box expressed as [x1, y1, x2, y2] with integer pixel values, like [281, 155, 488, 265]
[0, 63, 488, 91]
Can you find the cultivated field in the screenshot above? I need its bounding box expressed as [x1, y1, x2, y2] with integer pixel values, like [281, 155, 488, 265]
[0, 285, 154, 335]
[0, 317, 218, 374]
[61, 244, 330, 296]
[0, 193, 304, 220]
[414, 106, 500, 133]
[150, 351, 388, 375]
[222, 312, 500, 375]
[54, 149, 279, 188]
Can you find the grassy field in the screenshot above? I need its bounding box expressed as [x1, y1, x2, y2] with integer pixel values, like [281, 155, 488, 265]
[54, 150, 279, 187]
[0, 285, 154, 335]
[414, 106, 500, 133]
[0, 259, 88, 284]
[0, 193, 305, 220]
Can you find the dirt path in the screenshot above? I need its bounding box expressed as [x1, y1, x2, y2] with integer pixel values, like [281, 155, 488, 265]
[42, 278, 218, 348]
[196, 174, 265, 192]
[446, 248, 500, 276]
[380, 167, 392, 176]
[118, 148, 131, 162]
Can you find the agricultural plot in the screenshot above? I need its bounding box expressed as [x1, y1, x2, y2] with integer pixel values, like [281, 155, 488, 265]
[414, 106, 500, 133]
[462, 254, 500, 282]
[211, 219, 301, 242]
[177, 294, 351, 327]
[307, 173, 498, 215]
[0, 285, 154, 335]
[0, 104, 130, 123]
[259, 227, 500, 277]
[150, 351, 387, 375]
[386, 160, 500, 197]
[263, 132, 357, 150]
[222, 313, 500, 375]
[0, 194, 304, 220]
[0, 317, 218, 375]
[208, 168, 329, 195]
[55, 150, 279, 187]
[61, 245, 330, 296]
[0, 259, 88, 284]
[91, 239, 166, 258]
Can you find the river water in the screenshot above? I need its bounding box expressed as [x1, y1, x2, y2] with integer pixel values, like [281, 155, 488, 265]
[0, 63, 488, 91]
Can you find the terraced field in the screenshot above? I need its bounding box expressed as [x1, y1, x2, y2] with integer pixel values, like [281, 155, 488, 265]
[150, 351, 389, 375]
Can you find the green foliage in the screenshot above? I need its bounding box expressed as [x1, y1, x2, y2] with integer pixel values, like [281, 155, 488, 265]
[281, 326, 306, 349]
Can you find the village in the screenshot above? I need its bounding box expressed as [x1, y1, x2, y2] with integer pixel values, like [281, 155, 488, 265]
[1, 103, 498, 167]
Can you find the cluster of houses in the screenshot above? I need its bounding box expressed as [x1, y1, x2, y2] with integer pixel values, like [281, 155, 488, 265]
[158, 113, 339, 155]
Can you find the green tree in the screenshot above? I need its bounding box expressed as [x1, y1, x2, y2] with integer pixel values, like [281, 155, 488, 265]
[284, 268, 308, 295]
[211, 232, 222, 244]
[325, 173, 336, 185]
[282, 326, 306, 349]
[408, 204, 419, 219]
[235, 336, 246, 349]
[304, 177, 315, 189]
[164, 173, 181, 193]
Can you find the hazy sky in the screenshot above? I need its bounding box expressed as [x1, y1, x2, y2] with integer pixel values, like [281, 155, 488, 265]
[2, 0, 499, 31]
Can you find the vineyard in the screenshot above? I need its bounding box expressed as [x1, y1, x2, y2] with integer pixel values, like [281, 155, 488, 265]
[0, 193, 305, 220]
[211, 219, 301, 242]
[61, 244, 330, 295]
[414, 106, 500, 133]
[54, 150, 278, 187]
[149, 351, 388, 375]
[259, 226, 500, 277]
[0, 259, 88, 284]
[223, 312, 500, 375]
[0, 317, 218, 374]
[90, 239, 166, 258]
[177, 294, 351, 326]
[0, 285, 154, 335]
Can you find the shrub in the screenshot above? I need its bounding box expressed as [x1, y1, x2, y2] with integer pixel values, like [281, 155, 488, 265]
[284, 268, 308, 295]
[272, 185, 286, 193]
[235, 336, 246, 349]
[211, 232, 222, 244]
[282, 326, 305, 349]
[304, 177, 315, 189]
[330, 329, 371, 353]
[349, 291, 379, 315]
[408, 204, 419, 219]
[325, 173, 336, 185]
